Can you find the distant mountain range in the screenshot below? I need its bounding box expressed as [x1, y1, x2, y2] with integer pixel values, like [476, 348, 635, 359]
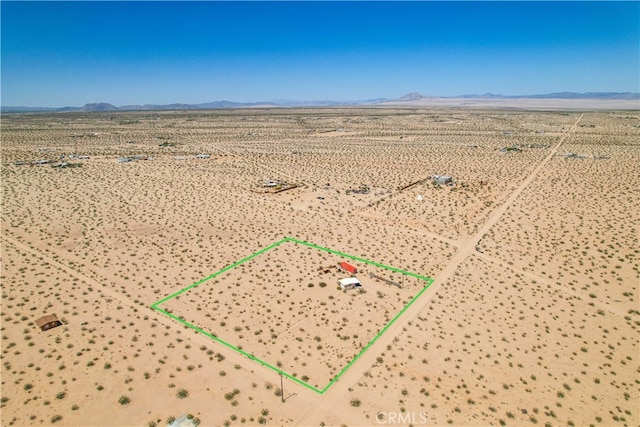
[446, 92, 639, 100]
[2, 92, 638, 113]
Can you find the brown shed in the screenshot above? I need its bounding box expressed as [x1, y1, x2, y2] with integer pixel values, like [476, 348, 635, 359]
[35, 315, 62, 331]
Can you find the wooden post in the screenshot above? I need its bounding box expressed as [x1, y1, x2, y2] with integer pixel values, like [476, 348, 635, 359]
[280, 373, 284, 403]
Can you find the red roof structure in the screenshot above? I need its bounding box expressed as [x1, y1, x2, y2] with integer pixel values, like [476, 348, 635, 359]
[338, 261, 357, 275]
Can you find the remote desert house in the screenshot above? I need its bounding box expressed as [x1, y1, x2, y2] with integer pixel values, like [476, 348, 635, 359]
[432, 175, 453, 185]
[35, 314, 62, 332]
[338, 277, 362, 291]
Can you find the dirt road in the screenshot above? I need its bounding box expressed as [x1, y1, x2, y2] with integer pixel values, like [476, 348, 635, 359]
[296, 113, 583, 426]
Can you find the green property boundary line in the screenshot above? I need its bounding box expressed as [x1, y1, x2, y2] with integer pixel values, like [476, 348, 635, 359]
[151, 237, 434, 395]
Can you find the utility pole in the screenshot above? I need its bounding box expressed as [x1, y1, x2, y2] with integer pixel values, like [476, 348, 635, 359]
[280, 373, 284, 403]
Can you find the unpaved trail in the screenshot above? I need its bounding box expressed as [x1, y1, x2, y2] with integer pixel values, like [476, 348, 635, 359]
[163, 127, 301, 183]
[296, 113, 583, 426]
[0, 234, 132, 308]
[0, 232, 324, 407]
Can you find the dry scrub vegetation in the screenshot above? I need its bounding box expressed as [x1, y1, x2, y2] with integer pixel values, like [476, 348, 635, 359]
[1, 109, 638, 426]
[162, 240, 428, 389]
[344, 255, 638, 426]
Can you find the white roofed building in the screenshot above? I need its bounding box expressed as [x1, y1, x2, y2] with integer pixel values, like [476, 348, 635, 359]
[338, 277, 361, 290]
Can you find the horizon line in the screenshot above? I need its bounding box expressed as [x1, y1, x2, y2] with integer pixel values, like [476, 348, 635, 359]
[3, 91, 640, 110]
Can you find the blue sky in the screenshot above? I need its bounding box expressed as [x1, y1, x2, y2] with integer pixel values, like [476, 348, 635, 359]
[2, 1, 638, 107]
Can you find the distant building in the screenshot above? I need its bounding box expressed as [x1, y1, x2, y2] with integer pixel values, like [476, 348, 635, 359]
[500, 147, 521, 153]
[562, 152, 587, 159]
[432, 175, 453, 185]
[169, 415, 199, 427]
[35, 314, 62, 331]
[338, 277, 361, 291]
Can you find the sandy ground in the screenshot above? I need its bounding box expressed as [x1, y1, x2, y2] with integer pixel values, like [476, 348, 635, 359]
[1, 108, 638, 427]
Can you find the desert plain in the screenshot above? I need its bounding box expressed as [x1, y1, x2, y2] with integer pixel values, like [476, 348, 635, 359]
[0, 107, 638, 427]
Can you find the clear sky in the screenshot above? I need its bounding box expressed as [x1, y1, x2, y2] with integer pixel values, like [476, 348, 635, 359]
[1, 1, 638, 107]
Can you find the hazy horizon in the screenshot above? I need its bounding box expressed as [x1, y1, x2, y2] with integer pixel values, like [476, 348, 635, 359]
[4, 91, 640, 111]
[2, 1, 639, 107]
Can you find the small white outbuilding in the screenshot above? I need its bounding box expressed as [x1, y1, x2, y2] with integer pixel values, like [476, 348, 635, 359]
[338, 277, 361, 291]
